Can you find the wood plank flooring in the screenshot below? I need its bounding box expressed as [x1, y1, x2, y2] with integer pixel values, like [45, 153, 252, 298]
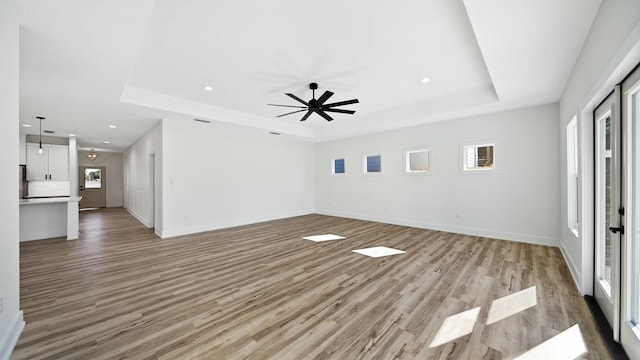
[12, 209, 610, 359]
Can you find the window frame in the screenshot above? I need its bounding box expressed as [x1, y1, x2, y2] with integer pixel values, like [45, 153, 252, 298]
[331, 156, 347, 176]
[567, 116, 579, 236]
[460, 141, 497, 174]
[405, 148, 431, 175]
[363, 153, 383, 175]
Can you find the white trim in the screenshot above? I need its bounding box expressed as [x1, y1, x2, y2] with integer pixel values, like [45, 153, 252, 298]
[363, 153, 383, 175]
[330, 156, 347, 176]
[0, 310, 24, 360]
[316, 210, 560, 247]
[19, 228, 66, 242]
[126, 207, 152, 228]
[154, 225, 163, 238]
[567, 116, 579, 234]
[459, 140, 498, 174]
[560, 243, 582, 293]
[404, 148, 431, 175]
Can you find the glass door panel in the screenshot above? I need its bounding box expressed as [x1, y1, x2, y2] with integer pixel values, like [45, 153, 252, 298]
[621, 68, 640, 358]
[594, 90, 621, 339]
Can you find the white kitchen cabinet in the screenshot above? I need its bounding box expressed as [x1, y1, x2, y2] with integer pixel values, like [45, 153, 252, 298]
[26, 143, 69, 181]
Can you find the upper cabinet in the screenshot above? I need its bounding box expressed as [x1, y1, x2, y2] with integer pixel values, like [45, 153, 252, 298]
[26, 143, 69, 181]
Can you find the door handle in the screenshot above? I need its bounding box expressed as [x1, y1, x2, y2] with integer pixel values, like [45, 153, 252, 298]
[609, 226, 624, 235]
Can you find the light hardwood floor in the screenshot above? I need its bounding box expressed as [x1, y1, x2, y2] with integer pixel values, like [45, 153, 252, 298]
[12, 209, 610, 359]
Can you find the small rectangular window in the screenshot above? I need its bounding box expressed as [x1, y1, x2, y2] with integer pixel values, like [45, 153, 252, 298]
[406, 149, 430, 173]
[85, 168, 102, 189]
[567, 116, 579, 235]
[365, 154, 382, 173]
[332, 158, 346, 175]
[463, 143, 495, 172]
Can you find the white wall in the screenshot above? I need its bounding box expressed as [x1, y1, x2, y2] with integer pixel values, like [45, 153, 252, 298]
[161, 119, 315, 238]
[18, 133, 25, 164]
[124, 121, 162, 232]
[79, 150, 124, 207]
[69, 137, 78, 197]
[559, 0, 640, 294]
[315, 103, 561, 246]
[0, 0, 24, 358]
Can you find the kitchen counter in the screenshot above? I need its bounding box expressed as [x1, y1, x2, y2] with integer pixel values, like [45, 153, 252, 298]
[19, 196, 82, 241]
[20, 196, 82, 205]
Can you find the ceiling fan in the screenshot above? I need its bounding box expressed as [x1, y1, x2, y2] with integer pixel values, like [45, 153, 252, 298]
[268, 83, 359, 122]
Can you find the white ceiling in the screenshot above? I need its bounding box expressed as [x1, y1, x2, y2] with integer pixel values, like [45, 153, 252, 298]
[13, 0, 601, 151]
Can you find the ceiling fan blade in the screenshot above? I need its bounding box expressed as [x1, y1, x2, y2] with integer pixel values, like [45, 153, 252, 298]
[322, 98, 359, 108]
[315, 90, 334, 106]
[277, 109, 307, 117]
[286, 93, 309, 106]
[314, 109, 334, 122]
[268, 104, 307, 109]
[300, 110, 313, 122]
[323, 108, 356, 115]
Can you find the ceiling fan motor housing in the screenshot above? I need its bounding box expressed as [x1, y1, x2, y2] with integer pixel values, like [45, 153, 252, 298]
[268, 82, 359, 122]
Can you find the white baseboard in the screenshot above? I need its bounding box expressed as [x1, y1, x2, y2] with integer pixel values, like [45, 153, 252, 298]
[19, 228, 66, 242]
[559, 242, 582, 294]
[0, 310, 24, 360]
[317, 210, 560, 247]
[126, 207, 152, 228]
[154, 225, 163, 238]
[160, 209, 315, 239]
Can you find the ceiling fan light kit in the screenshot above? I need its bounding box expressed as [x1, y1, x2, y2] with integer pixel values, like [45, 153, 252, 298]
[268, 83, 359, 122]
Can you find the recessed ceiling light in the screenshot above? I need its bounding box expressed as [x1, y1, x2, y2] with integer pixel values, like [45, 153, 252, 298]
[203, 85, 213, 92]
[103, 141, 111, 144]
[109, 125, 117, 129]
[22, 124, 32, 128]
[68, 134, 76, 137]
[421, 77, 431, 84]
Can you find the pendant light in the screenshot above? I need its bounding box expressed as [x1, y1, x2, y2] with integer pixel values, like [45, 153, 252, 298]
[36, 116, 45, 155]
[87, 149, 98, 161]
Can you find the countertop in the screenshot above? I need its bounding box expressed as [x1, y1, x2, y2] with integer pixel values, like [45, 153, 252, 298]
[20, 196, 82, 205]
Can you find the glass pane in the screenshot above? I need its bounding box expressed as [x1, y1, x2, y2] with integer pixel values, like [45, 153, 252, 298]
[597, 113, 612, 293]
[84, 168, 102, 189]
[408, 150, 429, 172]
[366, 155, 381, 173]
[464, 144, 494, 171]
[605, 116, 612, 286]
[633, 91, 640, 324]
[333, 158, 345, 174]
[567, 118, 579, 232]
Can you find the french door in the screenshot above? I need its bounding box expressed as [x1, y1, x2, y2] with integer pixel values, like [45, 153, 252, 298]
[594, 64, 640, 358]
[621, 65, 640, 358]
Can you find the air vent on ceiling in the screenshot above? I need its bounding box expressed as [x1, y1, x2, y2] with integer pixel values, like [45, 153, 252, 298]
[43, 130, 55, 134]
[194, 118, 211, 124]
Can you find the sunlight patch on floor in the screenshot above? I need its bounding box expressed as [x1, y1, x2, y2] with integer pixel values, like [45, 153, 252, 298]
[302, 234, 346, 242]
[352, 246, 406, 258]
[512, 324, 586, 360]
[429, 307, 481, 348]
[486, 286, 537, 325]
